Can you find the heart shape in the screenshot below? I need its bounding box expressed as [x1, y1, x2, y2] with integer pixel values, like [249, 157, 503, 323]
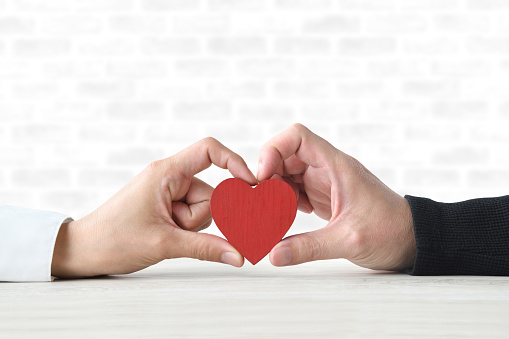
[210, 178, 297, 265]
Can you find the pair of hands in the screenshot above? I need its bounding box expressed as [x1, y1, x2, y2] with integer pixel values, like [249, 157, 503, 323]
[51, 124, 416, 278]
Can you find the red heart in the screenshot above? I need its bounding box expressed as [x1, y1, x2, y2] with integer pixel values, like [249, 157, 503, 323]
[210, 178, 297, 265]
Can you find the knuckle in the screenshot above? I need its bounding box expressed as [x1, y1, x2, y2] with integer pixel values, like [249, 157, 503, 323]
[308, 243, 323, 261]
[290, 122, 308, 133]
[345, 230, 367, 257]
[200, 137, 219, 148]
[347, 155, 364, 173]
[335, 153, 364, 180]
[296, 234, 323, 262]
[146, 159, 163, 173]
[191, 240, 214, 261]
[290, 124, 310, 139]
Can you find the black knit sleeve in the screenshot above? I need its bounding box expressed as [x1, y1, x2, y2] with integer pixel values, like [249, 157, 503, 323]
[404, 195, 509, 276]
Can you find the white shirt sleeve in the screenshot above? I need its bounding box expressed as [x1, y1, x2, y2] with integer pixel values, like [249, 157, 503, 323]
[0, 205, 72, 282]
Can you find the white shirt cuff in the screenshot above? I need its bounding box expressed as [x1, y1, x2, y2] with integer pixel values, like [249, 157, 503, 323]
[0, 205, 72, 282]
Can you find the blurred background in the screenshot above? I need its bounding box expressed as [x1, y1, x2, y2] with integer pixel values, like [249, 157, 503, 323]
[1, 0, 509, 238]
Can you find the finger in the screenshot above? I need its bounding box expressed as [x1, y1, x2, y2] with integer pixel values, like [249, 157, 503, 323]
[283, 155, 308, 176]
[265, 161, 284, 183]
[257, 123, 336, 182]
[194, 218, 213, 232]
[185, 177, 214, 205]
[170, 137, 257, 185]
[172, 201, 212, 232]
[297, 191, 313, 214]
[290, 174, 303, 183]
[269, 227, 342, 266]
[168, 229, 245, 267]
[172, 177, 213, 231]
[173, 212, 213, 232]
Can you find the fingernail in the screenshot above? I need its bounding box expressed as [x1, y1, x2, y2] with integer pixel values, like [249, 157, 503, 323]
[221, 252, 242, 267]
[273, 246, 292, 266]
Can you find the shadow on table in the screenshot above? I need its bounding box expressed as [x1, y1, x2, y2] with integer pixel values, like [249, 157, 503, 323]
[53, 265, 402, 283]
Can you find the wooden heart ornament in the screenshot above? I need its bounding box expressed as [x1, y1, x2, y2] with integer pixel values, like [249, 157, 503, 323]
[210, 178, 297, 265]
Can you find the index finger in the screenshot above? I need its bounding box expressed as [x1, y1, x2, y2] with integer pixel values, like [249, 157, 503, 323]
[169, 137, 257, 185]
[257, 123, 335, 182]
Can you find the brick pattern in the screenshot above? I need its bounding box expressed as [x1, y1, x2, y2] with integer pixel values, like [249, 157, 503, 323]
[1, 0, 509, 235]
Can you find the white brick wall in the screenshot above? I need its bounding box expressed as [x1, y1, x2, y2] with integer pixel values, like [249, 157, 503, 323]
[1, 0, 509, 236]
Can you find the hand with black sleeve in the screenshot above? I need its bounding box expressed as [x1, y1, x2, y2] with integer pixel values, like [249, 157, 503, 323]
[258, 123, 509, 275]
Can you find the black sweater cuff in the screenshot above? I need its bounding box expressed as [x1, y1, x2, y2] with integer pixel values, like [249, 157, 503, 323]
[404, 195, 509, 276]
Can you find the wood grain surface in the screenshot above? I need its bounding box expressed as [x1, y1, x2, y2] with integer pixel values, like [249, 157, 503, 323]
[1, 259, 508, 338]
[211, 178, 297, 265]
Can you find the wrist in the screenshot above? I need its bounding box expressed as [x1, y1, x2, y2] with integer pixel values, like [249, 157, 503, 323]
[51, 219, 99, 278]
[51, 221, 74, 278]
[400, 197, 417, 270]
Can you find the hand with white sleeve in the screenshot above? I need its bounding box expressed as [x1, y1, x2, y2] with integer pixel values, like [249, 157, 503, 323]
[51, 138, 256, 278]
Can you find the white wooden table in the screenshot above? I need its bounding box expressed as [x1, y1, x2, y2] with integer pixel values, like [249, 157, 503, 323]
[1, 259, 508, 338]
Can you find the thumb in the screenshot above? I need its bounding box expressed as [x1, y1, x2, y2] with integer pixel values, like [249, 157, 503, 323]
[170, 229, 244, 267]
[269, 227, 343, 266]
